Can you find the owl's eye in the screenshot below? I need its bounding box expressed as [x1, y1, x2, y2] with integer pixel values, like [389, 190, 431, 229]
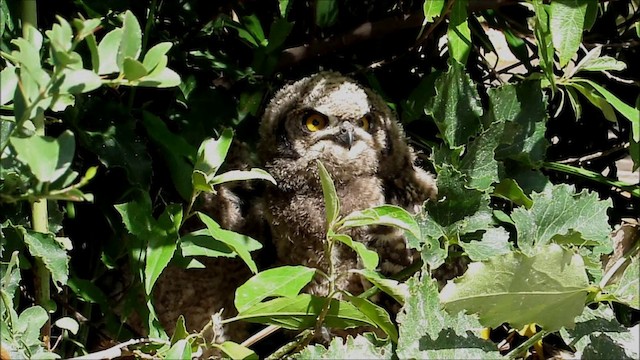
[358, 115, 372, 131]
[304, 113, 328, 132]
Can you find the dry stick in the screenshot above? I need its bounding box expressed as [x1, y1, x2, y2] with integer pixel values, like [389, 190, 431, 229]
[556, 143, 630, 165]
[68, 338, 168, 360]
[240, 324, 281, 347]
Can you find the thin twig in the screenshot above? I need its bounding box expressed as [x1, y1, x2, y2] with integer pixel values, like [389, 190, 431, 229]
[556, 143, 630, 165]
[68, 338, 168, 360]
[241, 325, 281, 347]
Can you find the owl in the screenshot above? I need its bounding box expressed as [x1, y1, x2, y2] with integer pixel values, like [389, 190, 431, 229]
[258, 71, 437, 295]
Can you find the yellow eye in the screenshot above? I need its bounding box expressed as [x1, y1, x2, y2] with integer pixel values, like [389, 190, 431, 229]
[304, 113, 328, 132]
[359, 115, 371, 131]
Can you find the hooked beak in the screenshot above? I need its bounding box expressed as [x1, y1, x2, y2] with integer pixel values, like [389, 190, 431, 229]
[336, 122, 355, 149]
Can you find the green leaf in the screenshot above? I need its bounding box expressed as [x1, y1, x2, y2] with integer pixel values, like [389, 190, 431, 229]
[138, 68, 181, 88]
[569, 82, 617, 122]
[492, 178, 533, 208]
[265, 18, 294, 54]
[459, 122, 502, 191]
[560, 306, 639, 359]
[568, 46, 626, 77]
[340, 205, 420, 239]
[170, 316, 189, 345]
[298, 334, 393, 360]
[97, 28, 123, 75]
[66, 277, 108, 307]
[54, 317, 79, 335]
[117, 10, 142, 71]
[532, 0, 556, 91]
[234, 266, 316, 313]
[0, 66, 18, 106]
[344, 295, 398, 342]
[21, 228, 69, 291]
[426, 61, 483, 147]
[423, 0, 445, 23]
[180, 229, 261, 258]
[10, 130, 75, 183]
[56, 69, 102, 94]
[353, 269, 408, 305]
[193, 129, 234, 188]
[511, 184, 612, 255]
[72, 18, 102, 41]
[142, 42, 172, 71]
[215, 341, 258, 360]
[15, 306, 49, 346]
[211, 169, 276, 186]
[317, 160, 340, 226]
[459, 227, 513, 262]
[315, 0, 339, 28]
[583, 0, 598, 31]
[630, 129, 639, 172]
[607, 257, 639, 310]
[440, 244, 589, 331]
[401, 71, 438, 123]
[164, 339, 191, 360]
[550, 0, 589, 68]
[447, 0, 471, 65]
[122, 57, 148, 80]
[329, 232, 379, 270]
[197, 212, 260, 274]
[396, 276, 499, 359]
[279, 0, 292, 18]
[236, 294, 374, 330]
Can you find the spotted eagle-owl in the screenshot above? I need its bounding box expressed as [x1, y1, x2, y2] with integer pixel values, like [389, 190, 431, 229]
[258, 71, 437, 295]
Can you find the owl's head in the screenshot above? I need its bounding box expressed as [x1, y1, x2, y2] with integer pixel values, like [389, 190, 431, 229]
[259, 72, 402, 190]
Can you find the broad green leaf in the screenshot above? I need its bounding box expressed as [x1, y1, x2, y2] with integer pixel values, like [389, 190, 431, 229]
[144, 204, 181, 294]
[315, 0, 339, 28]
[340, 205, 420, 239]
[440, 244, 589, 331]
[572, 78, 640, 141]
[72, 18, 102, 41]
[193, 129, 233, 185]
[317, 160, 340, 226]
[423, 0, 445, 23]
[532, 0, 556, 91]
[460, 122, 502, 191]
[492, 178, 533, 208]
[560, 306, 639, 359]
[502, 28, 531, 70]
[122, 57, 148, 80]
[211, 168, 276, 186]
[197, 212, 260, 274]
[607, 257, 639, 310]
[164, 339, 191, 360]
[568, 46, 626, 77]
[570, 82, 617, 122]
[142, 42, 172, 71]
[56, 69, 102, 94]
[180, 229, 261, 258]
[117, 10, 142, 71]
[511, 184, 612, 255]
[10, 130, 74, 183]
[298, 334, 393, 360]
[550, 0, 589, 68]
[0, 66, 18, 106]
[353, 269, 408, 304]
[54, 317, 79, 335]
[15, 306, 48, 346]
[242, 15, 266, 46]
[396, 275, 499, 359]
[459, 227, 513, 262]
[426, 61, 483, 147]
[235, 266, 316, 313]
[97, 28, 123, 75]
[447, 0, 471, 65]
[215, 341, 258, 360]
[170, 316, 189, 345]
[265, 18, 294, 54]
[344, 295, 398, 342]
[138, 68, 181, 88]
[329, 232, 379, 270]
[279, 0, 292, 18]
[0, 251, 21, 305]
[23, 230, 69, 291]
[236, 294, 374, 330]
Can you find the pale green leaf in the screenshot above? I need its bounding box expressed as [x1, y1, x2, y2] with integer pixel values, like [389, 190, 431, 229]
[72, 18, 102, 41]
[340, 205, 420, 239]
[317, 160, 340, 226]
[344, 295, 398, 342]
[122, 57, 148, 80]
[197, 212, 260, 273]
[211, 168, 276, 186]
[447, 0, 471, 65]
[570, 82, 617, 122]
[216, 341, 258, 360]
[423, 0, 445, 23]
[236, 294, 374, 330]
[607, 257, 639, 310]
[142, 42, 172, 71]
[0, 66, 18, 106]
[117, 10, 142, 71]
[56, 69, 102, 94]
[180, 229, 261, 258]
[54, 317, 79, 335]
[459, 227, 513, 262]
[138, 68, 181, 88]
[492, 178, 533, 208]
[279, 0, 292, 18]
[440, 244, 589, 331]
[396, 276, 499, 359]
[511, 184, 612, 255]
[550, 0, 588, 68]
[330, 232, 379, 270]
[170, 316, 189, 345]
[353, 269, 408, 304]
[15, 306, 48, 346]
[164, 339, 191, 360]
[23, 230, 69, 291]
[234, 266, 316, 313]
[532, 0, 556, 91]
[298, 334, 392, 360]
[193, 129, 233, 185]
[97, 28, 123, 75]
[10, 130, 75, 183]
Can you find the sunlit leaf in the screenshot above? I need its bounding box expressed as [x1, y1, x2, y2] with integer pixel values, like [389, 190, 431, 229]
[10, 130, 75, 183]
[317, 160, 340, 226]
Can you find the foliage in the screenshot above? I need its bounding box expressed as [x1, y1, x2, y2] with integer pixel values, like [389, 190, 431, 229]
[1, 0, 639, 358]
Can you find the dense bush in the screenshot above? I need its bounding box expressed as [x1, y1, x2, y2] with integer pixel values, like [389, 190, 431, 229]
[1, 0, 638, 358]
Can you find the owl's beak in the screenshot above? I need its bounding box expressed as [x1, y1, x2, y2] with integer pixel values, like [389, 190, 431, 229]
[337, 122, 355, 149]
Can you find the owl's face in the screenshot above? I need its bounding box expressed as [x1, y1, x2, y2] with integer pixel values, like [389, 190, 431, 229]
[259, 72, 394, 189]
